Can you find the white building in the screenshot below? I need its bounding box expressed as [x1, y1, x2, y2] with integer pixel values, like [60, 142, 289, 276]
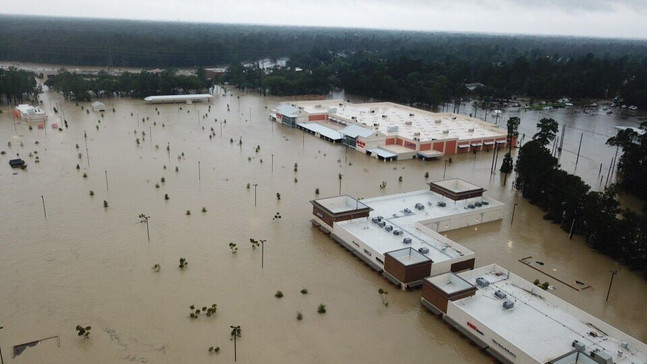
[143, 94, 214, 104]
[272, 100, 513, 160]
[311, 179, 505, 288]
[421, 264, 647, 364]
[91, 101, 106, 112]
[14, 104, 47, 122]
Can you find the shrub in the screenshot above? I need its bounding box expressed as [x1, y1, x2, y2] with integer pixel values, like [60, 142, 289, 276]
[275, 290, 284, 298]
[317, 304, 326, 314]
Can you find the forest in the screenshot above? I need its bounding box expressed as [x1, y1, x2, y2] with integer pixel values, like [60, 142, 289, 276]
[515, 119, 647, 278]
[3, 15, 647, 107]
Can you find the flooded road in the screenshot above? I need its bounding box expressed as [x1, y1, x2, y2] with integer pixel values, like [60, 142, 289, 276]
[0, 87, 645, 363]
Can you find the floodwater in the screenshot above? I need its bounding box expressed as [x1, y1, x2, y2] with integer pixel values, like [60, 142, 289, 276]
[1, 86, 645, 364]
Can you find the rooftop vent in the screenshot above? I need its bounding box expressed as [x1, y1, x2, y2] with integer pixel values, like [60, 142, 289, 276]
[468, 128, 475, 132]
[435, 119, 442, 124]
[371, 217, 381, 224]
[503, 300, 514, 310]
[442, 130, 449, 134]
[452, 116, 457, 120]
[414, 203, 425, 210]
[494, 290, 507, 299]
[413, 132, 420, 136]
[418, 247, 429, 254]
[351, 116, 357, 120]
[405, 121, 412, 126]
[382, 114, 388, 118]
[403, 208, 412, 214]
[385, 225, 393, 232]
[377, 221, 386, 228]
[315, 104, 322, 108]
[476, 277, 490, 287]
[572, 340, 586, 352]
[370, 109, 376, 113]
[403, 238, 412, 244]
[393, 230, 403, 236]
[437, 201, 446, 207]
[387, 125, 399, 133]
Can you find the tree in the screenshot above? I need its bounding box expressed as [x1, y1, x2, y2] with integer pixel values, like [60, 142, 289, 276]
[533, 118, 559, 146]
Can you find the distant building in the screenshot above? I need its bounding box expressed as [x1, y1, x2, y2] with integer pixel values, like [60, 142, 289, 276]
[205, 67, 227, 79]
[143, 94, 214, 104]
[271, 100, 512, 160]
[422, 264, 647, 364]
[91, 101, 106, 112]
[14, 104, 47, 122]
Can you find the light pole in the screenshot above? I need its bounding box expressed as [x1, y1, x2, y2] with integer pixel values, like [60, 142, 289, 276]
[230, 325, 240, 362]
[139, 214, 150, 241]
[260, 239, 266, 268]
[271, 154, 274, 173]
[606, 270, 618, 302]
[253, 184, 258, 207]
[511, 203, 518, 225]
[443, 159, 448, 179]
[338, 173, 342, 195]
[0, 325, 5, 364]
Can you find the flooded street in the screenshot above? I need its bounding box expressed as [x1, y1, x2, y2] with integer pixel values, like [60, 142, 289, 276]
[0, 87, 645, 363]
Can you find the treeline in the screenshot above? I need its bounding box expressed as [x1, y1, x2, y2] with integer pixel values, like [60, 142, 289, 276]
[44, 69, 210, 101]
[0, 67, 38, 105]
[226, 50, 647, 108]
[515, 119, 647, 277]
[2, 15, 647, 68]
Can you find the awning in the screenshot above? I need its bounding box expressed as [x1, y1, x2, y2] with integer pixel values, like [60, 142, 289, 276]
[297, 123, 343, 141]
[368, 148, 397, 159]
[483, 141, 495, 146]
[496, 140, 507, 144]
[458, 144, 470, 148]
[470, 143, 482, 147]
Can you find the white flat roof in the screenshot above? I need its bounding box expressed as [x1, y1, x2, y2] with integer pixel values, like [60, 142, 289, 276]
[290, 100, 507, 142]
[431, 179, 484, 194]
[337, 189, 501, 263]
[144, 94, 213, 103]
[449, 264, 647, 364]
[313, 195, 370, 214]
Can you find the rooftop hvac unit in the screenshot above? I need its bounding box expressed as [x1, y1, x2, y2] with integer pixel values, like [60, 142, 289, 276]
[437, 201, 446, 207]
[393, 230, 403, 236]
[414, 203, 425, 210]
[405, 121, 412, 125]
[374, 123, 380, 127]
[315, 104, 322, 108]
[385, 225, 393, 232]
[590, 350, 613, 364]
[328, 107, 337, 114]
[452, 116, 457, 120]
[494, 290, 507, 299]
[476, 277, 490, 287]
[409, 113, 415, 117]
[404, 208, 412, 214]
[468, 128, 475, 132]
[442, 130, 449, 134]
[339, 103, 343, 106]
[503, 300, 514, 310]
[370, 109, 375, 113]
[382, 114, 388, 118]
[418, 247, 429, 254]
[387, 125, 399, 133]
[371, 217, 380, 224]
[403, 238, 412, 244]
[378, 221, 386, 228]
[377, 216, 384, 220]
[351, 116, 357, 120]
[413, 132, 420, 136]
[435, 119, 442, 124]
[572, 340, 586, 352]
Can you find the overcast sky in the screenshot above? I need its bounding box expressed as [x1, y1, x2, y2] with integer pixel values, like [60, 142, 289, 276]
[5, 0, 646, 39]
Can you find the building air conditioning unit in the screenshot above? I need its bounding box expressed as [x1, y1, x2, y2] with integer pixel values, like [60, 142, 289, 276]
[442, 130, 449, 134]
[328, 107, 337, 113]
[494, 290, 507, 299]
[315, 104, 322, 108]
[409, 113, 415, 117]
[351, 116, 357, 120]
[572, 340, 586, 352]
[405, 121, 412, 125]
[503, 300, 514, 310]
[476, 277, 490, 287]
[382, 114, 388, 118]
[387, 125, 399, 133]
[418, 247, 429, 254]
[413, 132, 420, 136]
[435, 119, 442, 124]
[403, 238, 412, 244]
[468, 128, 474, 132]
[370, 109, 375, 113]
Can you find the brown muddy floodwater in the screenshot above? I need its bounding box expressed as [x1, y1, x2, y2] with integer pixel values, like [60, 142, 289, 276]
[0, 86, 645, 363]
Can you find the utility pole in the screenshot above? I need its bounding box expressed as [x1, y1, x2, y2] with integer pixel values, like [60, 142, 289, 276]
[253, 184, 258, 207]
[511, 203, 518, 225]
[606, 270, 618, 302]
[260, 239, 266, 268]
[574, 132, 583, 169]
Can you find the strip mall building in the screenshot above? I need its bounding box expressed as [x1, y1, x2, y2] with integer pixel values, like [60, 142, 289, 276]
[271, 100, 514, 160]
